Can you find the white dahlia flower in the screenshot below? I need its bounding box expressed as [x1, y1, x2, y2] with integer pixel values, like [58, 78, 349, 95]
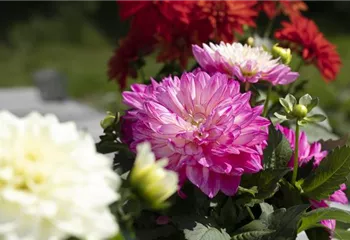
[130, 142, 178, 210]
[0, 111, 120, 240]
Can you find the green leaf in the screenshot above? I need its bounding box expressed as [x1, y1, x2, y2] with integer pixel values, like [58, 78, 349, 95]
[238, 186, 258, 196]
[334, 229, 350, 240]
[304, 114, 327, 123]
[300, 146, 350, 201]
[183, 222, 230, 240]
[307, 98, 319, 112]
[280, 94, 296, 112]
[239, 168, 290, 207]
[305, 227, 330, 240]
[273, 112, 288, 122]
[298, 207, 350, 232]
[219, 198, 237, 231]
[319, 134, 349, 151]
[263, 124, 293, 169]
[260, 203, 274, 216]
[300, 123, 338, 142]
[267, 204, 310, 240]
[299, 94, 312, 107]
[280, 98, 293, 113]
[231, 230, 275, 240]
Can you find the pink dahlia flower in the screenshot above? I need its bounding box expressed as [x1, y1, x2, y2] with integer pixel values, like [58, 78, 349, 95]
[276, 124, 348, 233]
[122, 71, 269, 197]
[192, 42, 299, 85]
[276, 124, 327, 168]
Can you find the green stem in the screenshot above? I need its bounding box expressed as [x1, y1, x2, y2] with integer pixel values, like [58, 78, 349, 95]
[264, 17, 275, 38]
[246, 206, 255, 220]
[262, 85, 272, 117]
[139, 67, 146, 83]
[291, 123, 300, 185]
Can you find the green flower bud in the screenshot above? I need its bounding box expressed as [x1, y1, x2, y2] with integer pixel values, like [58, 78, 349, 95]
[247, 37, 254, 46]
[272, 44, 292, 65]
[292, 104, 308, 119]
[100, 112, 120, 129]
[100, 115, 115, 129]
[130, 142, 178, 210]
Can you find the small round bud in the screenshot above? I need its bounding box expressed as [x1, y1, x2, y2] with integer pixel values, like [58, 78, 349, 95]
[100, 113, 115, 129]
[130, 143, 178, 210]
[292, 104, 308, 119]
[272, 44, 292, 65]
[247, 37, 254, 46]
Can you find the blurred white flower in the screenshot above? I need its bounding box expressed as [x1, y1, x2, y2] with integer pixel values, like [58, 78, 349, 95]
[0, 111, 120, 240]
[130, 142, 178, 209]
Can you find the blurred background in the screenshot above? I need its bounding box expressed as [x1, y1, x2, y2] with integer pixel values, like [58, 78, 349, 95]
[0, 1, 350, 136]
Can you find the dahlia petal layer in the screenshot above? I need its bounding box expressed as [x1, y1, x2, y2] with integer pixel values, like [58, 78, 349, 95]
[192, 42, 299, 85]
[122, 71, 269, 197]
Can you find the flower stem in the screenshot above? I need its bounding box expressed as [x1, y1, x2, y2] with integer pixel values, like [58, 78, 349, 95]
[139, 67, 146, 83]
[264, 17, 275, 38]
[246, 206, 255, 220]
[262, 85, 272, 117]
[291, 122, 300, 185]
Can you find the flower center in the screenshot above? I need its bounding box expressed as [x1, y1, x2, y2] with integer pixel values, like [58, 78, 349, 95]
[241, 67, 257, 77]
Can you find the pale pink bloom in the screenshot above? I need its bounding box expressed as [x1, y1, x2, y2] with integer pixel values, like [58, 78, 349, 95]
[122, 71, 269, 198]
[276, 124, 348, 234]
[192, 42, 299, 85]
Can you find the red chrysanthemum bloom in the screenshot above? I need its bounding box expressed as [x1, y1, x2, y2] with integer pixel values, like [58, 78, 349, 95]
[156, 31, 194, 69]
[257, 1, 307, 19]
[108, 34, 156, 89]
[275, 16, 341, 81]
[192, 1, 258, 43]
[117, 0, 191, 41]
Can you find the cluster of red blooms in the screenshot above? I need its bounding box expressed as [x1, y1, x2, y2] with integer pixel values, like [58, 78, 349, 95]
[109, 0, 341, 89]
[275, 16, 341, 81]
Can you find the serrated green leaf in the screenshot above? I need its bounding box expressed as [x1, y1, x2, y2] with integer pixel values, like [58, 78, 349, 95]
[267, 204, 310, 240]
[239, 168, 290, 207]
[301, 146, 350, 201]
[231, 230, 275, 240]
[298, 207, 350, 232]
[263, 124, 293, 169]
[320, 134, 349, 151]
[299, 94, 312, 106]
[183, 222, 230, 240]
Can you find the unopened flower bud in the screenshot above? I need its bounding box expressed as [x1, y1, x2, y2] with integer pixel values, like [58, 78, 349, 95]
[130, 142, 178, 210]
[272, 44, 292, 65]
[292, 104, 308, 119]
[247, 37, 254, 46]
[100, 112, 118, 129]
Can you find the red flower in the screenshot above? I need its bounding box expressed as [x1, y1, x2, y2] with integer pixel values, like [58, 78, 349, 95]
[156, 33, 193, 69]
[108, 34, 156, 89]
[117, 1, 191, 41]
[258, 1, 307, 19]
[275, 16, 341, 81]
[192, 1, 258, 43]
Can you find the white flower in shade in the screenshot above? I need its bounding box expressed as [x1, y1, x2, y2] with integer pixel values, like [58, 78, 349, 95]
[129, 142, 178, 210]
[192, 42, 299, 85]
[0, 111, 120, 240]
